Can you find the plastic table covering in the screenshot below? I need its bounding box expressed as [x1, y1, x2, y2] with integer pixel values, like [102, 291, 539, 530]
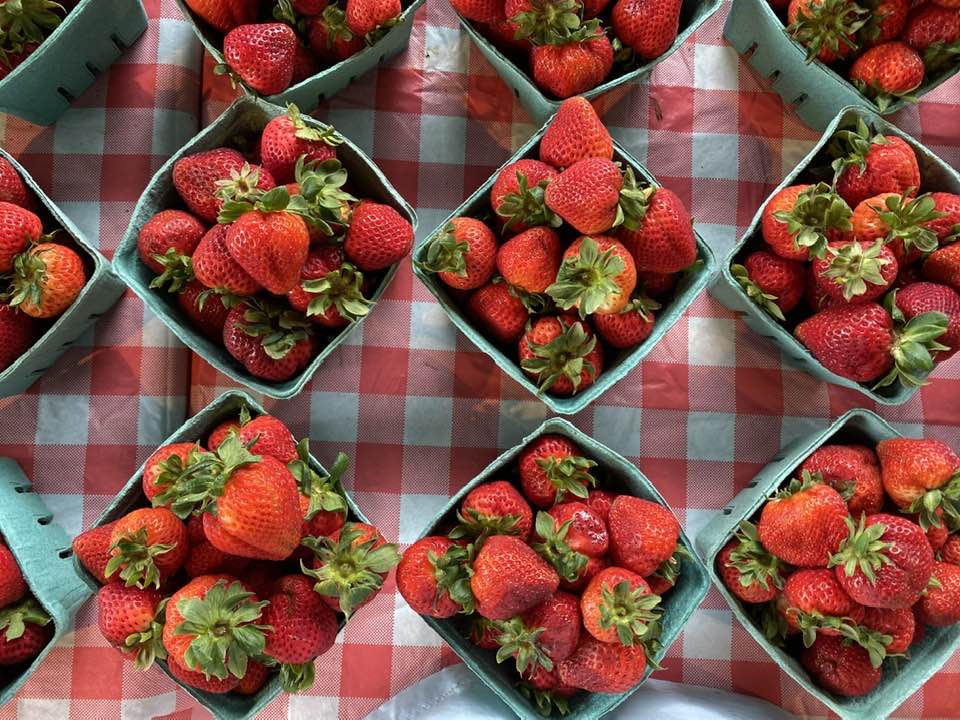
[1, 0, 959, 718]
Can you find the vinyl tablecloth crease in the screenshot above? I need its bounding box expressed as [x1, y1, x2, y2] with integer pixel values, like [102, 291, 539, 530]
[2, 0, 960, 718]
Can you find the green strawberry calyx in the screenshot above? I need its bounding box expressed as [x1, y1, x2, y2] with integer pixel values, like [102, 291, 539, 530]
[289, 443, 349, 523]
[493, 616, 554, 674]
[4, 242, 60, 311]
[237, 297, 314, 360]
[728, 520, 786, 592]
[294, 157, 358, 238]
[149, 249, 196, 294]
[123, 597, 168, 671]
[827, 116, 890, 182]
[773, 470, 824, 500]
[748, 600, 790, 647]
[278, 661, 316, 693]
[517, 683, 572, 717]
[785, 0, 868, 64]
[521, 317, 598, 394]
[173, 580, 270, 681]
[615, 169, 655, 232]
[852, 77, 920, 113]
[902, 470, 960, 532]
[0, 597, 50, 641]
[540, 16, 601, 47]
[214, 163, 269, 210]
[828, 514, 893, 584]
[450, 507, 522, 541]
[510, 0, 583, 46]
[301, 262, 372, 322]
[649, 543, 691, 589]
[872, 192, 943, 256]
[546, 236, 627, 317]
[773, 182, 852, 259]
[495, 171, 561, 232]
[790, 607, 891, 667]
[598, 579, 662, 647]
[428, 543, 476, 615]
[0, 0, 64, 54]
[105, 527, 176, 590]
[875, 290, 949, 389]
[286, 103, 343, 147]
[731, 263, 786, 322]
[318, 5, 355, 47]
[531, 511, 588, 582]
[923, 39, 960, 76]
[823, 239, 893, 302]
[535, 453, 597, 502]
[418, 222, 471, 276]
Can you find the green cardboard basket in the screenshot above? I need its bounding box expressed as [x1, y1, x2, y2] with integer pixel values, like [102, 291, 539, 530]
[724, 0, 960, 131]
[694, 409, 960, 720]
[415, 417, 711, 720]
[173, 0, 425, 113]
[459, 0, 722, 123]
[0, 458, 93, 709]
[412, 122, 716, 415]
[71, 389, 371, 720]
[0, 0, 148, 126]
[113, 95, 417, 400]
[0, 148, 125, 398]
[710, 105, 960, 405]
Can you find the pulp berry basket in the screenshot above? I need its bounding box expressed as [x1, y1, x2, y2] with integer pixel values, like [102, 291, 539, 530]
[416, 417, 711, 720]
[412, 122, 716, 416]
[0, 149, 125, 398]
[724, 0, 960, 131]
[459, 0, 722, 122]
[0, 0, 148, 125]
[112, 95, 417, 400]
[173, 0, 425, 113]
[694, 409, 960, 720]
[0, 458, 93, 708]
[71, 389, 371, 720]
[709, 105, 960, 405]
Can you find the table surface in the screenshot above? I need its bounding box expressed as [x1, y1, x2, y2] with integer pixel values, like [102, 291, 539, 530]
[1, 0, 959, 718]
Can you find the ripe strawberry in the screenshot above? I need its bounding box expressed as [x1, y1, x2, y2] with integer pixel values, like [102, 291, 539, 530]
[904, 3, 960, 72]
[519, 435, 597, 508]
[167, 654, 241, 693]
[137, 210, 205, 275]
[237, 414, 297, 464]
[225, 206, 309, 296]
[607, 495, 679, 578]
[234, 660, 271, 695]
[918, 508, 951, 552]
[799, 444, 884, 516]
[812, 240, 898, 304]
[208, 419, 242, 450]
[0, 158, 31, 208]
[468, 281, 529, 344]
[482, 16, 533, 52]
[7, 242, 86, 319]
[862, 606, 914, 654]
[539, 502, 608, 558]
[716, 521, 786, 604]
[895, 282, 960, 360]
[876, 437, 960, 528]
[612, 0, 681, 60]
[731, 251, 806, 321]
[293, 0, 331, 14]
[942, 534, 960, 565]
[556, 634, 647, 693]
[177, 280, 231, 340]
[452, 480, 534, 541]
[344, 200, 414, 271]
[580, 567, 660, 646]
[292, 446, 349, 542]
[0, 598, 52, 666]
[548, 235, 637, 315]
[72, 521, 118, 584]
[591, 294, 659, 349]
[345, 0, 401, 36]
[182, 0, 256, 32]
[192, 224, 260, 296]
[924, 242, 960, 293]
[222, 23, 297, 95]
[786, 0, 867, 63]
[0, 202, 41, 272]
[307, 6, 366, 60]
[780, 569, 865, 642]
[469, 617, 501, 649]
[584, 489, 616, 521]
[173, 149, 275, 224]
[925, 193, 960, 244]
[490, 159, 560, 234]
[544, 159, 634, 235]
[917, 561, 960, 626]
[450, 0, 505, 23]
[850, 41, 925, 108]
[97, 583, 166, 669]
[0, 541, 25, 609]
[559, 555, 608, 593]
[106, 508, 189, 589]
[757, 474, 849, 567]
[830, 120, 920, 208]
[849, 192, 941, 262]
[288, 245, 371, 329]
[860, 0, 908, 45]
[223, 300, 316, 382]
[142, 442, 202, 506]
[470, 535, 560, 620]
[801, 635, 881, 697]
[619, 188, 697, 277]
[0, 304, 38, 372]
[420, 217, 498, 291]
[184, 538, 250, 578]
[259, 105, 341, 185]
[530, 29, 613, 100]
[494, 590, 581, 673]
[539, 97, 613, 169]
[761, 183, 852, 261]
[397, 537, 473, 618]
[519, 316, 604, 395]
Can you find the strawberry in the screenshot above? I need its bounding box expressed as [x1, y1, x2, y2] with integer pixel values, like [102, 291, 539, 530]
[919, 508, 950, 553]
[716, 521, 786, 604]
[584, 489, 615, 521]
[259, 104, 341, 185]
[469, 617, 501, 649]
[291, 446, 349, 541]
[904, 3, 960, 72]
[345, 0, 401, 36]
[559, 555, 608, 593]
[173, 149, 275, 224]
[222, 299, 316, 382]
[548, 235, 636, 316]
[539, 502, 608, 558]
[451, 480, 534, 541]
[761, 183, 852, 261]
[397, 537, 474, 618]
[942, 534, 960, 565]
[811, 240, 898, 304]
[876, 437, 960, 528]
[192, 224, 261, 296]
[237, 414, 297, 464]
[519, 316, 604, 395]
[177, 280, 231, 340]
[612, 0, 681, 60]
[848, 192, 941, 262]
[470, 535, 560, 620]
[533, 509, 591, 583]
[263, 575, 339, 691]
[859, 0, 908, 45]
[222, 23, 297, 95]
[208, 419, 242, 450]
[0, 158, 31, 208]
[780, 569, 867, 645]
[830, 513, 934, 609]
[519, 435, 597, 508]
[482, 16, 533, 52]
[288, 245, 371, 329]
[786, 0, 867, 63]
[137, 210, 205, 275]
[490, 160, 560, 234]
[184, 539, 250, 578]
[556, 634, 647, 692]
[850, 41, 925, 109]
[6, 242, 86, 319]
[0, 541, 25, 609]
[580, 567, 660, 646]
[862, 605, 914, 654]
[544, 159, 639, 235]
[507, 0, 580, 43]
[182, 0, 256, 32]
[757, 474, 849, 567]
[449, 0, 506, 23]
[142, 442, 203, 507]
[799, 444, 883, 516]
[167, 654, 241, 693]
[618, 186, 697, 275]
[419, 218, 498, 291]
[0, 304, 38, 372]
[917, 561, 960, 626]
[106, 508, 189, 589]
[72, 521, 118, 584]
[591, 294, 659, 349]
[0, 202, 41, 272]
[0, 598, 52, 666]
[344, 200, 414, 271]
[895, 282, 960, 360]
[307, 6, 366, 61]
[520, 667, 577, 718]
[924, 242, 960, 293]
[732, 251, 806, 320]
[829, 118, 920, 208]
[530, 27, 613, 100]
[608, 495, 680, 577]
[96, 583, 166, 669]
[801, 635, 882, 697]
[539, 96, 613, 170]
[468, 281, 529, 344]
[925, 192, 960, 244]
[234, 660, 271, 695]
[494, 590, 581, 674]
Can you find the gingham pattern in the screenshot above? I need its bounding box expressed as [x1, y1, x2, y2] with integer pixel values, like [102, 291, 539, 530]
[1, 0, 959, 718]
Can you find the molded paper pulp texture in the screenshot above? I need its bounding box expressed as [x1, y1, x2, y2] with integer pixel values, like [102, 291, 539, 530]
[0, 459, 93, 707]
[710, 106, 960, 406]
[723, 0, 960, 131]
[695, 409, 960, 720]
[113, 95, 418, 400]
[0, 149, 125, 399]
[413, 121, 717, 415]
[416, 417, 711, 720]
[71, 389, 369, 720]
[0, 0, 148, 125]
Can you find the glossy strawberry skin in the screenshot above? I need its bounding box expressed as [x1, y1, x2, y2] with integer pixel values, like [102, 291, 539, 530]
[137, 210, 206, 274]
[849, 41, 925, 96]
[896, 282, 960, 360]
[801, 635, 881, 697]
[222, 306, 316, 382]
[925, 193, 960, 244]
[182, 0, 256, 33]
[97, 583, 163, 649]
[781, 568, 864, 633]
[607, 495, 679, 578]
[924, 243, 960, 293]
[757, 483, 849, 568]
[591, 303, 655, 349]
[542, 502, 609, 558]
[0, 304, 39, 373]
[308, 13, 366, 61]
[346, 0, 401, 35]
[619, 187, 697, 275]
[177, 280, 231, 341]
[0, 202, 41, 272]
[876, 438, 960, 509]
[0, 541, 25, 609]
[761, 185, 814, 261]
[497, 227, 562, 294]
[237, 415, 298, 464]
[800, 444, 884, 516]
[836, 135, 920, 208]
[0, 158, 31, 209]
[263, 574, 338, 663]
[813, 240, 898, 304]
[461, 480, 534, 541]
[109, 508, 190, 586]
[611, 0, 681, 60]
[544, 158, 622, 235]
[743, 250, 806, 314]
[794, 302, 895, 383]
[192, 224, 261, 295]
[397, 537, 465, 618]
[530, 33, 614, 100]
[450, 0, 505, 23]
[72, 521, 118, 584]
[172, 149, 275, 224]
[942, 535, 960, 566]
[259, 115, 337, 185]
[468, 282, 529, 344]
[470, 535, 560, 620]
[437, 218, 498, 291]
[917, 562, 960, 627]
[223, 23, 298, 96]
[717, 541, 777, 604]
[862, 606, 914, 654]
[557, 634, 646, 693]
[519, 435, 589, 508]
[226, 210, 310, 295]
[520, 590, 581, 663]
[539, 97, 613, 169]
[142, 442, 198, 506]
[0, 619, 53, 667]
[344, 201, 414, 271]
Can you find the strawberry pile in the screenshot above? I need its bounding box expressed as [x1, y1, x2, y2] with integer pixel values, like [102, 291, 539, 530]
[0, 156, 89, 374]
[419, 97, 700, 398]
[137, 104, 413, 383]
[0, 0, 75, 80]
[452, 0, 689, 99]
[397, 433, 690, 713]
[718, 435, 960, 698]
[72, 407, 400, 696]
[732, 116, 958, 392]
[0, 537, 53, 672]
[183, 0, 405, 95]
[772, 0, 959, 110]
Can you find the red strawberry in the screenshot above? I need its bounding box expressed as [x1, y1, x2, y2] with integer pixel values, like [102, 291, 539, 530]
[494, 590, 581, 675]
[799, 444, 884, 516]
[850, 41, 925, 108]
[549, 235, 637, 316]
[544, 159, 628, 235]
[519, 435, 597, 508]
[612, 0, 681, 59]
[72, 522, 118, 584]
[138, 210, 205, 275]
[860, 0, 908, 45]
[786, 0, 867, 63]
[344, 200, 414, 271]
[208, 419, 242, 450]
[942, 534, 960, 565]
[618, 186, 697, 275]
[761, 183, 851, 261]
[780, 569, 866, 642]
[420, 217, 498, 291]
[925, 193, 960, 244]
[225, 206, 309, 296]
[452, 480, 534, 541]
[519, 316, 604, 395]
[237, 414, 297, 464]
[559, 555, 608, 593]
[862, 606, 914, 654]
[142, 442, 202, 507]
[106, 508, 189, 589]
[848, 192, 941, 262]
[223, 23, 297, 95]
[801, 635, 882, 697]
[449, 0, 505, 23]
[716, 521, 786, 604]
[7, 242, 86, 319]
[876, 438, 960, 528]
[470, 535, 560, 620]
[184, 539, 250, 578]
[97, 583, 166, 669]
[293, 0, 331, 14]
[259, 104, 341, 185]
[584, 489, 616, 522]
[0, 158, 32, 208]
[192, 224, 261, 296]
[308, 6, 366, 61]
[288, 245, 371, 329]
[182, 0, 256, 32]
[482, 16, 533, 52]
[490, 160, 560, 235]
[556, 634, 646, 692]
[291, 43, 319, 84]
[812, 240, 898, 304]
[917, 561, 960, 626]
[167, 654, 241, 693]
[607, 495, 679, 578]
[223, 300, 316, 382]
[0, 541, 25, 609]
[591, 294, 658, 349]
[731, 250, 806, 320]
[530, 29, 613, 100]
[0, 202, 41, 272]
[345, 0, 401, 36]
[234, 660, 271, 695]
[292, 447, 349, 542]
[919, 508, 951, 553]
[397, 537, 473, 618]
[895, 282, 960, 360]
[540, 502, 608, 558]
[177, 280, 231, 340]
[830, 121, 920, 208]
[468, 281, 529, 344]
[904, 3, 960, 72]
[580, 567, 660, 645]
[0, 304, 39, 373]
[924, 242, 960, 293]
[469, 617, 501, 649]
[0, 598, 52, 666]
[173, 149, 275, 224]
[539, 96, 613, 169]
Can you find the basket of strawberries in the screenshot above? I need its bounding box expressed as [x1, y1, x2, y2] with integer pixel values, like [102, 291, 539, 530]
[70, 390, 401, 719]
[413, 97, 715, 415]
[112, 95, 416, 399]
[724, 0, 960, 131]
[695, 408, 960, 720]
[0, 458, 93, 707]
[0, 149, 125, 398]
[711, 105, 959, 404]
[0, 0, 148, 125]
[396, 417, 709, 719]
[176, 0, 426, 112]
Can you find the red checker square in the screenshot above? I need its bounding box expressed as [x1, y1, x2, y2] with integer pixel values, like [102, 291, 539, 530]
[32, 446, 86, 495]
[680, 657, 731, 688]
[449, 446, 499, 495]
[339, 643, 394, 698]
[373, 115, 421, 162]
[734, 415, 784, 464]
[919, 101, 957, 143]
[157, 65, 202, 115]
[0, 396, 37, 439]
[70, 646, 125, 699]
[106, 64, 159, 108]
[463, 162, 500, 195]
[308, 345, 363, 393]
[89, 346, 142, 396]
[453, 349, 502, 400]
[311, 643, 345, 695]
[738, 92, 786, 138]
[733, 460, 768, 492]
[401, 445, 451, 493]
[648, 85, 694, 134]
[641, 362, 689, 410]
[99, 155, 156, 202]
[440, 645, 460, 667]
[828, 384, 879, 418]
[688, 365, 736, 411]
[375, 68, 423, 114]
[919, 671, 960, 717]
[636, 457, 688, 510]
[368, 158, 418, 204]
[694, 89, 739, 133]
[188, 353, 219, 390]
[922, 378, 960, 425]
[362, 297, 411, 347]
[353, 442, 404, 495]
[52, 154, 102, 202]
[82, 444, 138, 495]
[88, 399, 140, 446]
[359, 346, 409, 396]
[18, 644, 71, 695]
[692, 178, 738, 225]
[731, 660, 783, 707]
[735, 367, 784, 415]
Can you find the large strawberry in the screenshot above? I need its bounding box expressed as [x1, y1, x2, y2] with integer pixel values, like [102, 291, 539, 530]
[591, 294, 659, 349]
[762, 183, 852, 261]
[490, 159, 560, 235]
[470, 535, 560, 620]
[223, 299, 316, 382]
[494, 590, 581, 677]
[0, 304, 38, 372]
[924, 242, 960, 293]
[716, 521, 786, 604]
[142, 443, 202, 507]
[861, 605, 914, 654]
[0, 205, 40, 270]
[580, 566, 660, 646]
[556, 634, 647, 692]
[519, 316, 604, 395]
[6, 242, 86, 319]
[917, 561, 960, 627]
[451, 480, 534, 541]
[236, 414, 298, 464]
[811, 240, 898, 304]
[191, 224, 260, 297]
[848, 192, 941, 262]
[72, 521, 118, 584]
[496, 227, 562, 294]
[544, 159, 642, 235]
[0, 598, 52, 666]
[850, 41, 925, 109]
[731, 251, 806, 320]
[800, 444, 884, 516]
[137, 210, 205, 275]
[828, 118, 920, 207]
[925, 193, 960, 244]
[397, 537, 474, 618]
[221, 23, 297, 95]
[547, 235, 637, 316]
[801, 635, 882, 697]
[530, 26, 613, 100]
[0, 158, 31, 208]
[611, 0, 681, 60]
[0, 541, 25, 609]
[533, 509, 590, 583]
[183, 0, 257, 32]
[518, 435, 596, 508]
[173, 149, 275, 224]
[420, 218, 498, 291]
[259, 104, 341, 185]
[97, 583, 166, 669]
[617, 186, 697, 275]
[859, 0, 908, 45]
[106, 508, 189, 589]
[539, 502, 608, 558]
[344, 200, 414, 271]
[876, 437, 960, 528]
[345, 0, 401, 36]
[607, 495, 679, 578]
[468, 281, 529, 344]
[895, 282, 960, 360]
[539, 96, 613, 169]
[786, 0, 868, 63]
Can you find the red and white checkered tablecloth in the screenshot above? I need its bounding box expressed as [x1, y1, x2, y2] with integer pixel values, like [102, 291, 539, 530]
[1, 0, 960, 717]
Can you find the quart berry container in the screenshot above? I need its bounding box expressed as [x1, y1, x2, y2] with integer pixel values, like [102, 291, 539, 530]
[412, 120, 716, 416]
[459, 0, 722, 123]
[694, 408, 960, 720]
[0, 458, 93, 708]
[0, 148, 125, 398]
[71, 389, 371, 720]
[710, 105, 960, 406]
[724, 0, 960, 131]
[112, 95, 417, 400]
[0, 0, 148, 125]
[173, 0, 426, 112]
[414, 417, 711, 720]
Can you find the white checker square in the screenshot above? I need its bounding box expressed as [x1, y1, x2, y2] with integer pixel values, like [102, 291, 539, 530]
[138, 394, 186, 446]
[17, 699, 70, 719]
[288, 695, 340, 718]
[693, 45, 740, 91]
[682, 608, 732, 660]
[688, 317, 736, 367]
[36, 395, 89, 445]
[404, 396, 453, 447]
[156, 17, 200, 68]
[53, 109, 106, 155]
[398, 493, 450, 543]
[687, 412, 736, 461]
[693, 133, 740, 180]
[683, 507, 720, 539]
[592, 406, 642, 458]
[419, 115, 466, 165]
[55, 202, 102, 249]
[424, 24, 470, 73]
[309, 392, 360, 443]
[392, 593, 445, 646]
[409, 301, 458, 352]
[120, 693, 176, 720]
